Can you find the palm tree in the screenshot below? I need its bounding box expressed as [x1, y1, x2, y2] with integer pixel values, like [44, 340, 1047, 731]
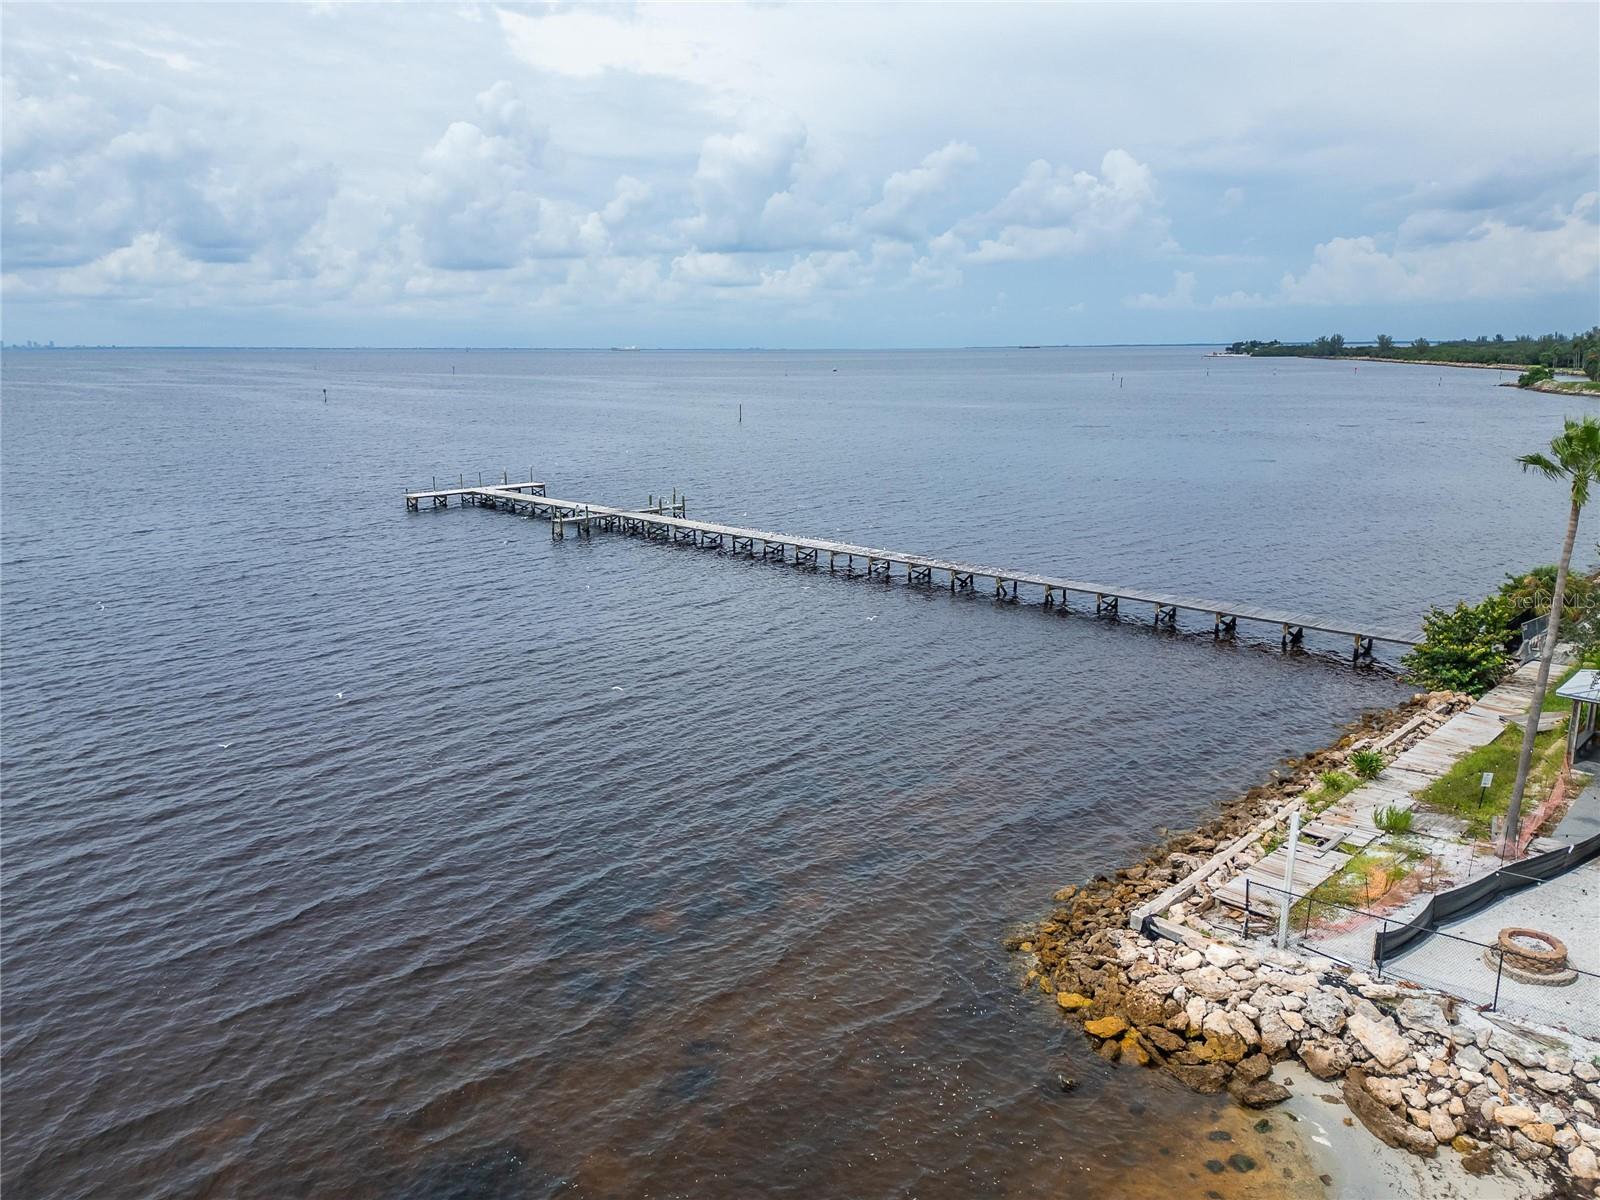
[1504, 415, 1600, 857]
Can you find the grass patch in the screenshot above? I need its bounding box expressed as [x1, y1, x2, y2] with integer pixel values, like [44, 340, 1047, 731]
[1542, 662, 1583, 713]
[1350, 749, 1386, 779]
[1375, 804, 1414, 834]
[1414, 721, 1569, 837]
[1290, 839, 1427, 923]
[1303, 770, 1360, 815]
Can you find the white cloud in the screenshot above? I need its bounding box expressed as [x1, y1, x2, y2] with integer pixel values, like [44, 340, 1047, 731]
[2, 2, 1595, 344]
[670, 250, 758, 288]
[959, 150, 1164, 263]
[861, 141, 978, 238]
[678, 111, 816, 251]
[1278, 194, 1599, 305]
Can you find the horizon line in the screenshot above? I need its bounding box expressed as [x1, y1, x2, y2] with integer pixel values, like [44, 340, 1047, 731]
[2, 341, 1238, 352]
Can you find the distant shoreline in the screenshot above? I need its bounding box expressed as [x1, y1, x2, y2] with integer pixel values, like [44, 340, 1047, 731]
[1291, 354, 1586, 375]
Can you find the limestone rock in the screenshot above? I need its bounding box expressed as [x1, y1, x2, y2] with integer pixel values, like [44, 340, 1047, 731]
[1235, 1053, 1272, 1082]
[1198, 1031, 1250, 1065]
[1169, 1062, 1230, 1094]
[1124, 986, 1167, 1027]
[1302, 989, 1347, 1035]
[1511, 1131, 1552, 1161]
[1300, 1041, 1351, 1080]
[1428, 1107, 1457, 1144]
[1230, 1077, 1292, 1109]
[1522, 1122, 1557, 1147]
[1454, 1044, 1485, 1073]
[1121, 1029, 1152, 1067]
[1531, 1070, 1571, 1094]
[1258, 1010, 1295, 1056]
[1366, 1076, 1405, 1108]
[1575, 1060, 1600, 1084]
[1142, 1025, 1186, 1054]
[1348, 1011, 1411, 1069]
[1085, 1015, 1128, 1039]
[1569, 1144, 1599, 1180]
[1056, 992, 1093, 1011]
[1172, 950, 1203, 972]
[1183, 966, 1234, 1001]
[1493, 1104, 1538, 1127]
[1343, 1070, 1437, 1157]
[1204, 944, 1243, 969]
[1491, 1028, 1553, 1070]
[1395, 998, 1450, 1038]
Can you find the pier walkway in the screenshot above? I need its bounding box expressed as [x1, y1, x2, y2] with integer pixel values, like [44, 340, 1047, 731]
[404, 480, 1419, 659]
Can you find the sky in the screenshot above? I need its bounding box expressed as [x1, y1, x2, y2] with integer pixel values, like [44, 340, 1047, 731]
[2, 2, 1597, 349]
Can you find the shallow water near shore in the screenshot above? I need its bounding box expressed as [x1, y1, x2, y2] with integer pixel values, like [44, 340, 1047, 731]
[0, 348, 1573, 1197]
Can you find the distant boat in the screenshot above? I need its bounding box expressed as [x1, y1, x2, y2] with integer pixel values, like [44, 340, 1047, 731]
[1205, 350, 1247, 357]
[610, 346, 640, 352]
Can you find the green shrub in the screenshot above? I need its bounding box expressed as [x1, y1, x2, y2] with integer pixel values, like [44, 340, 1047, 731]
[1319, 770, 1358, 796]
[1374, 804, 1414, 834]
[1518, 364, 1555, 387]
[1401, 597, 1513, 696]
[1350, 749, 1386, 779]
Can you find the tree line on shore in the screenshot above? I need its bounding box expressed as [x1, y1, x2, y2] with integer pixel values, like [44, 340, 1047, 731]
[1228, 329, 1600, 380]
[1404, 415, 1600, 855]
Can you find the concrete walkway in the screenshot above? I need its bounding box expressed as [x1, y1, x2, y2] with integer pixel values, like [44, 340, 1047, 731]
[1553, 766, 1600, 844]
[1382, 859, 1600, 1036]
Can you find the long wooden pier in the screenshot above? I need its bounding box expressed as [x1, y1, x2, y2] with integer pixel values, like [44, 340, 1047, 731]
[403, 480, 1420, 659]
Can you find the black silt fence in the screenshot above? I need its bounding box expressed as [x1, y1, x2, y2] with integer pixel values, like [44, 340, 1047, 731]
[1374, 830, 1600, 967]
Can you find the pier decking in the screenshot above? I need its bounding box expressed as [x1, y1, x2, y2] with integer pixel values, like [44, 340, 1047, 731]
[404, 481, 1420, 658]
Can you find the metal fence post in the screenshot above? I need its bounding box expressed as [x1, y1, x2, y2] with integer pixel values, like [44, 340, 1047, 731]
[1492, 951, 1504, 1012]
[1302, 893, 1313, 939]
[1376, 917, 1388, 978]
[1243, 879, 1251, 939]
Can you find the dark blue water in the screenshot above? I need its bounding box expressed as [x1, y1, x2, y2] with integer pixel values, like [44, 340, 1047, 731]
[0, 348, 1571, 1198]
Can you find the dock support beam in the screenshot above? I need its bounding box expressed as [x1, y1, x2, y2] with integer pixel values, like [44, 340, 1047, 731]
[1353, 635, 1374, 662]
[1214, 613, 1237, 638]
[1096, 594, 1118, 616]
[1154, 604, 1177, 628]
[1281, 624, 1304, 649]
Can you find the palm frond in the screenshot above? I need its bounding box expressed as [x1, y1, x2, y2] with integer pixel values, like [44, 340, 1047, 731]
[1518, 451, 1565, 480]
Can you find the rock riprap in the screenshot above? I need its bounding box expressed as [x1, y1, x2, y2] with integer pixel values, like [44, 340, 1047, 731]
[1006, 692, 1600, 1194]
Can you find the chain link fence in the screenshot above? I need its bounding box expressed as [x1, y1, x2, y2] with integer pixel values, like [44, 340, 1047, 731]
[1242, 876, 1599, 1039]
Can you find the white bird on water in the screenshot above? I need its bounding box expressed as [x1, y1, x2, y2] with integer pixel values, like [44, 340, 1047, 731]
[336, 691, 344, 699]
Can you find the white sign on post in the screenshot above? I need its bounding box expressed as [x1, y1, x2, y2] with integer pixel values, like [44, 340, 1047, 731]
[1481, 772, 1494, 789]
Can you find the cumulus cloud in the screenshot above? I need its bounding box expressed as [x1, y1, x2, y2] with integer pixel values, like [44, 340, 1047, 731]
[860, 141, 978, 238]
[957, 149, 1164, 263]
[3, 2, 1594, 343]
[1278, 194, 1599, 304]
[410, 82, 580, 269]
[678, 111, 820, 252]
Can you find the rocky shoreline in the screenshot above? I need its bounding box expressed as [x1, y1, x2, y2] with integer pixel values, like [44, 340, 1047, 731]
[1008, 694, 1600, 1196]
[1506, 378, 1600, 396]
